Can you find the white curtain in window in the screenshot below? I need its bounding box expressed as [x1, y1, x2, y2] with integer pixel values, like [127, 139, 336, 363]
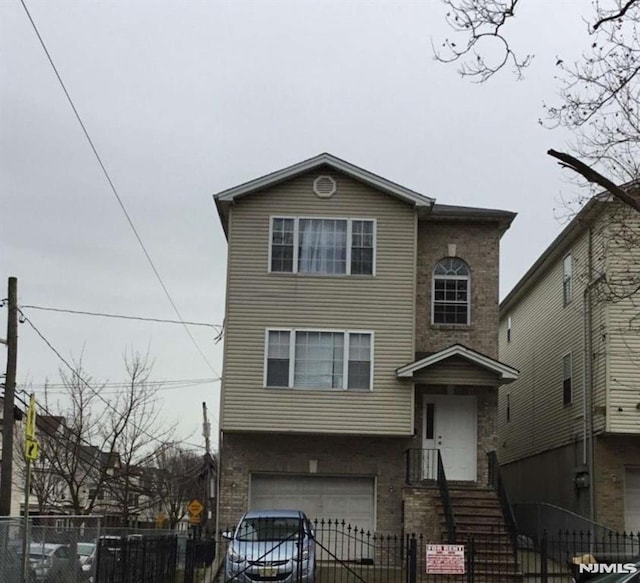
[294, 331, 344, 388]
[298, 219, 347, 274]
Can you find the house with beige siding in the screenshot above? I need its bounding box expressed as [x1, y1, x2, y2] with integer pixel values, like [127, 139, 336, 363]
[498, 189, 640, 533]
[214, 153, 518, 542]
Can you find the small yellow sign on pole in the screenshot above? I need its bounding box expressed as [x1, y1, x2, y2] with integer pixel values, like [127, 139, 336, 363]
[188, 499, 203, 524]
[25, 394, 37, 439]
[188, 499, 203, 516]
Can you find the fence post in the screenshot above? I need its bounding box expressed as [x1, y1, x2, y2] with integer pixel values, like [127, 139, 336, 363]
[408, 534, 417, 583]
[185, 537, 194, 583]
[540, 530, 548, 583]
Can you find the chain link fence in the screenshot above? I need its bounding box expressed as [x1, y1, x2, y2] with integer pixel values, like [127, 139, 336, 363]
[0, 516, 188, 583]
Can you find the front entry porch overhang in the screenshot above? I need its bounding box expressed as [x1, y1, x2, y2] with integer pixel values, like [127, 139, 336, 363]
[395, 343, 519, 385]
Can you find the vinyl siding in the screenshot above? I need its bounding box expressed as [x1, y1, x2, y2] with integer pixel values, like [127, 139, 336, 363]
[603, 205, 640, 434]
[220, 170, 416, 435]
[498, 230, 591, 464]
[499, 201, 640, 462]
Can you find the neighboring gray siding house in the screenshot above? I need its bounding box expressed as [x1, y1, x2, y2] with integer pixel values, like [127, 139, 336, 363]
[214, 153, 517, 538]
[499, 190, 640, 533]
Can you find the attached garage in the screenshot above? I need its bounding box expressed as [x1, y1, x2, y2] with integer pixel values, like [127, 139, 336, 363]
[250, 474, 376, 561]
[250, 474, 375, 531]
[624, 467, 640, 533]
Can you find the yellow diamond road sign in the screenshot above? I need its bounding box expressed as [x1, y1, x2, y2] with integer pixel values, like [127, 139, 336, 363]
[188, 499, 203, 516]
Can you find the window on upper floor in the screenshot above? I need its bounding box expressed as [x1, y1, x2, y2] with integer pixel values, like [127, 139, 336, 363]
[270, 217, 375, 275]
[265, 329, 373, 390]
[432, 257, 470, 325]
[563, 353, 573, 405]
[507, 316, 512, 342]
[563, 254, 573, 305]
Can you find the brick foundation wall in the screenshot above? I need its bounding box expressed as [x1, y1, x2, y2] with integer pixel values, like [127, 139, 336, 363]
[218, 433, 410, 533]
[594, 435, 640, 531]
[415, 220, 501, 359]
[402, 487, 442, 540]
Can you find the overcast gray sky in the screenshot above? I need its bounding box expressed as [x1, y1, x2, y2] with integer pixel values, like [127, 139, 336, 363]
[1, 1, 590, 451]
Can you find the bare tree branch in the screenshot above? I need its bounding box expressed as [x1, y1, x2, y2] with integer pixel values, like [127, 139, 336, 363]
[593, 0, 639, 30]
[547, 148, 640, 212]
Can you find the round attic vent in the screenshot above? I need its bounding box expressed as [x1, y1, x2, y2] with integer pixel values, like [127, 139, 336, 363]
[313, 175, 337, 198]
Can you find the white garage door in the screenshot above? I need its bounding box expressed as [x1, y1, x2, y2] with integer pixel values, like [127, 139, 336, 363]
[250, 475, 376, 561]
[624, 468, 640, 533]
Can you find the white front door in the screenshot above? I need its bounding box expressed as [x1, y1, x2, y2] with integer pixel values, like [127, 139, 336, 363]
[423, 395, 477, 481]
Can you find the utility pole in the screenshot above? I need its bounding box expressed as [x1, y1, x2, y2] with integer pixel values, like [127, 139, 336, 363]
[202, 402, 215, 535]
[0, 276, 18, 516]
[202, 402, 211, 456]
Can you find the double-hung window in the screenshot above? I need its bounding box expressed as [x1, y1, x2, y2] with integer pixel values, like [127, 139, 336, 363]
[432, 258, 470, 325]
[265, 329, 373, 390]
[563, 254, 572, 305]
[270, 217, 375, 275]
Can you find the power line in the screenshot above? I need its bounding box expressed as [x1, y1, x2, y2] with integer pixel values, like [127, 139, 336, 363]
[19, 310, 210, 449]
[19, 377, 219, 392]
[18, 0, 220, 378]
[20, 304, 222, 330]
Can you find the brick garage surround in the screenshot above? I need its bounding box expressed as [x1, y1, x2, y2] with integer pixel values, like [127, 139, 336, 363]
[594, 435, 640, 531]
[416, 220, 501, 359]
[218, 433, 410, 533]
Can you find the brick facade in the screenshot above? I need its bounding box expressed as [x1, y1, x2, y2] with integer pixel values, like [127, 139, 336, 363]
[402, 487, 442, 540]
[594, 435, 640, 531]
[416, 220, 501, 359]
[218, 433, 409, 532]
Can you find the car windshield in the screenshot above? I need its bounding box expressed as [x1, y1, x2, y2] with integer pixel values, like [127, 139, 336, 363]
[77, 543, 95, 556]
[236, 517, 303, 542]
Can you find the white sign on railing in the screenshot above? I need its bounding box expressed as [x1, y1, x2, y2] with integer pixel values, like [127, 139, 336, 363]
[426, 544, 466, 574]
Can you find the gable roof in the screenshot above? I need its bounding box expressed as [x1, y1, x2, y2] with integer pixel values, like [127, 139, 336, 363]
[214, 153, 435, 235]
[213, 153, 517, 237]
[500, 181, 639, 314]
[396, 343, 519, 383]
[215, 152, 435, 206]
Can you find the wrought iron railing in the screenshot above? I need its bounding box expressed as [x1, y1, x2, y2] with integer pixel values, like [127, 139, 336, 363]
[404, 449, 456, 543]
[487, 450, 518, 559]
[405, 448, 438, 483]
[436, 450, 457, 544]
[513, 501, 619, 544]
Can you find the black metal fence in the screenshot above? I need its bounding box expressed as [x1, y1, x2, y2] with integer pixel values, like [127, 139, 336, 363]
[95, 534, 178, 583]
[184, 537, 216, 583]
[215, 518, 640, 583]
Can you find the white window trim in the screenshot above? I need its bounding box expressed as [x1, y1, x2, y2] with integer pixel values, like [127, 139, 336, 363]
[263, 327, 375, 391]
[562, 351, 573, 405]
[431, 263, 471, 326]
[267, 216, 377, 276]
[563, 253, 573, 306]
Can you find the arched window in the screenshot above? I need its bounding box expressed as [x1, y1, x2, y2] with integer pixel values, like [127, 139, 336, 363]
[432, 258, 470, 325]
